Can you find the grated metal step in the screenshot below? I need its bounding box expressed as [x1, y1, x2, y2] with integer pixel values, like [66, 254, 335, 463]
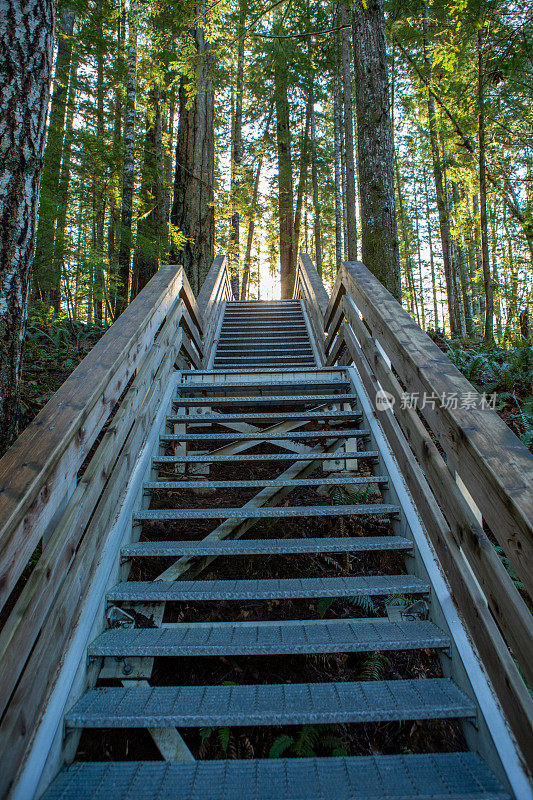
[143, 475, 385, 490]
[177, 379, 351, 393]
[106, 575, 428, 603]
[166, 410, 360, 423]
[121, 535, 412, 558]
[160, 428, 370, 442]
[40, 753, 510, 800]
[153, 450, 379, 464]
[88, 619, 449, 658]
[133, 503, 398, 521]
[65, 679, 474, 729]
[172, 393, 356, 406]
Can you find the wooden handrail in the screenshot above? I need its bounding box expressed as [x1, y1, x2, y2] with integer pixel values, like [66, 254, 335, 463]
[295, 254, 533, 766]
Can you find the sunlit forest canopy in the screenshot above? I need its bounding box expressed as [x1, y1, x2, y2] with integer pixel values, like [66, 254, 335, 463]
[24, 0, 533, 338]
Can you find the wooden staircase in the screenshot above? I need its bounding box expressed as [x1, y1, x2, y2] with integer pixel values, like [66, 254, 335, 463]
[0, 256, 531, 800]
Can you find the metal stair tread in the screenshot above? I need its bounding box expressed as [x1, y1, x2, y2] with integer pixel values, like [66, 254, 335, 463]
[153, 450, 379, 464]
[122, 535, 412, 558]
[107, 575, 428, 603]
[159, 427, 370, 441]
[40, 753, 509, 800]
[65, 678, 475, 728]
[133, 503, 398, 520]
[143, 474, 382, 489]
[88, 619, 448, 658]
[165, 410, 360, 423]
[172, 393, 357, 406]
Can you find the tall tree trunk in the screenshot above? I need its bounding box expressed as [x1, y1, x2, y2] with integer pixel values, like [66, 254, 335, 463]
[310, 101, 322, 276]
[352, 0, 400, 299]
[93, 0, 105, 325]
[0, 0, 55, 451]
[451, 182, 474, 336]
[33, 6, 75, 311]
[274, 44, 295, 298]
[395, 156, 419, 323]
[170, 16, 215, 295]
[340, 2, 357, 260]
[241, 110, 272, 300]
[164, 85, 175, 219]
[422, 158, 439, 328]
[133, 107, 157, 295]
[52, 53, 78, 301]
[116, 1, 137, 316]
[229, 7, 245, 298]
[293, 91, 312, 256]
[423, 5, 460, 334]
[333, 73, 343, 272]
[412, 173, 426, 329]
[108, 3, 125, 315]
[478, 28, 494, 342]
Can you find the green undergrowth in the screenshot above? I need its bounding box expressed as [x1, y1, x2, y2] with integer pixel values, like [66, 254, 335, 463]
[430, 331, 533, 451]
[18, 306, 107, 435]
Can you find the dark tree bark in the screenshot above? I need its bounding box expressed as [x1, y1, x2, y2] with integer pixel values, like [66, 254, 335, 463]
[274, 48, 295, 298]
[115, 1, 137, 316]
[170, 20, 215, 295]
[352, 0, 401, 300]
[340, 1, 357, 261]
[0, 0, 55, 451]
[33, 6, 75, 311]
[133, 85, 167, 296]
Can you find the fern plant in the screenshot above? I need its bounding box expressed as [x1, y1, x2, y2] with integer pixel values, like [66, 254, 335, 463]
[269, 725, 347, 759]
[358, 652, 392, 681]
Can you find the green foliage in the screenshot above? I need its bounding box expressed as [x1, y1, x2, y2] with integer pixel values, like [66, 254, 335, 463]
[442, 338, 533, 449]
[20, 307, 107, 420]
[269, 725, 347, 759]
[493, 545, 525, 593]
[358, 652, 392, 681]
[199, 725, 231, 753]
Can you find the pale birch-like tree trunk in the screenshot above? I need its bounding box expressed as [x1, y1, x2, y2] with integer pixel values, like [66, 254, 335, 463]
[0, 0, 55, 451]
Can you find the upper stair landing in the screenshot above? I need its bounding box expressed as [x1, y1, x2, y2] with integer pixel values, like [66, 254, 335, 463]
[212, 300, 319, 369]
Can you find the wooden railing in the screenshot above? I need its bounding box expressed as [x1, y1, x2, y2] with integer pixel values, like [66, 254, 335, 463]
[0, 257, 230, 792]
[294, 254, 533, 767]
